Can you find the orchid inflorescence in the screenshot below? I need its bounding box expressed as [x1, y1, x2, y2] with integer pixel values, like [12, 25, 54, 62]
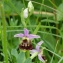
[23, 1, 34, 18]
[14, 1, 46, 63]
[14, 28, 46, 62]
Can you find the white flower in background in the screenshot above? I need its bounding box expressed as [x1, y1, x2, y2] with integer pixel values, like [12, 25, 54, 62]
[23, 8, 28, 18]
[28, 1, 34, 13]
[23, 1, 34, 18]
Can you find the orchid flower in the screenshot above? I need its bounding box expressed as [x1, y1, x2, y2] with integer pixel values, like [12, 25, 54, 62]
[14, 28, 40, 39]
[30, 41, 45, 62]
[14, 28, 40, 50]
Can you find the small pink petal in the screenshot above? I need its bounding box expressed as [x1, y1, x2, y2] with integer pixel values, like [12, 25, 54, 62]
[28, 34, 40, 39]
[24, 28, 29, 37]
[14, 33, 24, 38]
[36, 41, 43, 51]
[38, 54, 45, 62]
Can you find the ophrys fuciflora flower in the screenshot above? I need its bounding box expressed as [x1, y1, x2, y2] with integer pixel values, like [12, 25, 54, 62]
[14, 28, 40, 50]
[30, 41, 46, 62]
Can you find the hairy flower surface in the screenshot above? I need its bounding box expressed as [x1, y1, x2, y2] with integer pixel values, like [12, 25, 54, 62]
[30, 41, 45, 62]
[14, 28, 40, 50]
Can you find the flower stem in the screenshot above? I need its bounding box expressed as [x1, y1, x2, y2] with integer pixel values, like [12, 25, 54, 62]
[25, 50, 30, 58]
[21, 9, 27, 28]
[23, 0, 26, 8]
[0, 2, 8, 63]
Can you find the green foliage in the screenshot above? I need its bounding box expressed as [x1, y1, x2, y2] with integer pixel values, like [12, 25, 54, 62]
[11, 49, 32, 63]
[0, 0, 63, 63]
[24, 58, 32, 63]
[57, 3, 63, 21]
[17, 52, 25, 63]
[11, 49, 18, 59]
[10, 18, 18, 26]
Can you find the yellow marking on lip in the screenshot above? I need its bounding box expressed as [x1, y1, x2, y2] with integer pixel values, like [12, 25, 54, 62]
[23, 37, 29, 40]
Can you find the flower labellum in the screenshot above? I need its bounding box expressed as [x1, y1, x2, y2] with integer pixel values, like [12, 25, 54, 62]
[30, 41, 45, 62]
[14, 28, 40, 50]
[23, 8, 28, 18]
[19, 37, 33, 50]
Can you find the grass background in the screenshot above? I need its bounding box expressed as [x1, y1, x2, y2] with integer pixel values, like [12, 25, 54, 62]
[0, 0, 63, 63]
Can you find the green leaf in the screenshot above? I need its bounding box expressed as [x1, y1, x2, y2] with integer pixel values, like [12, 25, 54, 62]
[10, 18, 18, 26]
[59, 25, 63, 38]
[57, 3, 63, 21]
[11, 49, 18, 59]
[4, 3, 12, 14]
[43, 34, 56, 51]
[17, 52, 25, 63]
[24, 58, 32, 63]
[33, 23, 41, 34]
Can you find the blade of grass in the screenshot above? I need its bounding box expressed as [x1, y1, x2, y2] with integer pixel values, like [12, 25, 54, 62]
[45, 48, 61, 59]
[21, 9, 27, 28]
[50, 40, 59, 63]
[33, 23, 41, 34]
[58, 57, 63, 63]
[0, 2, 8, 63]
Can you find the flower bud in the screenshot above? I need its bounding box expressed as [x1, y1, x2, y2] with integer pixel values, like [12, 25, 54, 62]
[28, 1, 34, 15]
[23, 8, 28, 18]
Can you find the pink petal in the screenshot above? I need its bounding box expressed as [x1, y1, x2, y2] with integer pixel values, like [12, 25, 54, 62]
[30, 49, 38, 55]
[36, 41, 43, 51]
[38, 54, 45, 62]
[14, 33, 24, 38]
[24, 28, 29, 37]
[28, 34, 40, 39]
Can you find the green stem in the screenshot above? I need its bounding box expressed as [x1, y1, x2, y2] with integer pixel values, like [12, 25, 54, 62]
[23, 0, 26, 8]
[25, 50, 30, 58]
[50, 40, 59, 63]
[45, 48, 61, 58]
[33, 23, 41, 34]
[21, 9, 27, 28]
[0, 2, 8, 63]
